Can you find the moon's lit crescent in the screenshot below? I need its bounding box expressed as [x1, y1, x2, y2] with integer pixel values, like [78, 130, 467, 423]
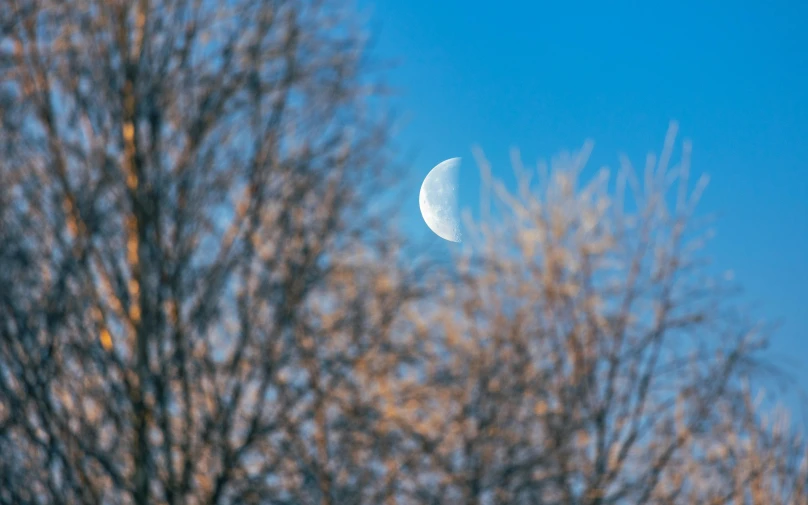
[419, 158, 462, 243]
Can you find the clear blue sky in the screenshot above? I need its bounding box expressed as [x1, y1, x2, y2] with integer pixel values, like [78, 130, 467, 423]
[364, 0, 808, 414]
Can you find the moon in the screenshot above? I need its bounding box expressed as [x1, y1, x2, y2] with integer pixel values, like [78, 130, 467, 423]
[420, 158, 462, 243]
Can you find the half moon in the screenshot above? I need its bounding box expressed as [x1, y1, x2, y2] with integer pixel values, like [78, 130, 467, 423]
[419, 158, 462, 243]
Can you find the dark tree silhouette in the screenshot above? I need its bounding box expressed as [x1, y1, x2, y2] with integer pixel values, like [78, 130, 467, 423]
[0, 1, 423, 503]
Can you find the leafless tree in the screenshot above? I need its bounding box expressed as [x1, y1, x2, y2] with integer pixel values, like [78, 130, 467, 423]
[0, 1, 426, 504]
[1, 0, 805, 504]
[373, 125, 808, 505]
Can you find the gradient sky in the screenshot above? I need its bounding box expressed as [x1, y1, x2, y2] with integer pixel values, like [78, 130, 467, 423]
[364, 0, 808, 416]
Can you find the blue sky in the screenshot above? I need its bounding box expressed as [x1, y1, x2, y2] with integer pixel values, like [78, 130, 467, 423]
[364, 0, 808, 415]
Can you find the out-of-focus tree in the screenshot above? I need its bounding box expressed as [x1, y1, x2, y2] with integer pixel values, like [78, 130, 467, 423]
[1, 0, 805, 503]
[0, 1, 427, 504]
[375, 125, 808, 505]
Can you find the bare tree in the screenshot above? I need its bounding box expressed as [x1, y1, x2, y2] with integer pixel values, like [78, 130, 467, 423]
[1, 0, 805, 504]
[0, 1, 426, 504]
[372, 125, 808, 505]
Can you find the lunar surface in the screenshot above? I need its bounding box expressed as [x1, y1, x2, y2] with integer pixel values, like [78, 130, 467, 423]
[419, 158, 462, 243]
